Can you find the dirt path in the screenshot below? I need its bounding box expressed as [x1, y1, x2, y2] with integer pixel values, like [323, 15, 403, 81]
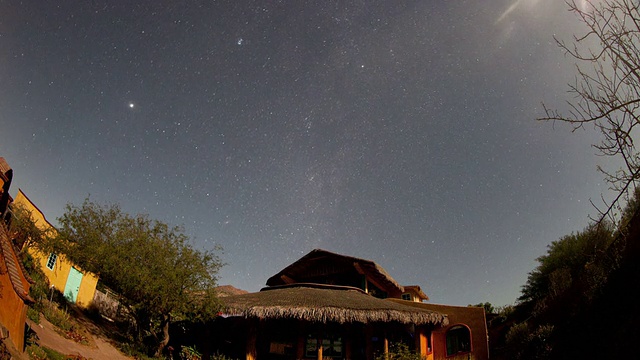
[27, 316, 133, 360]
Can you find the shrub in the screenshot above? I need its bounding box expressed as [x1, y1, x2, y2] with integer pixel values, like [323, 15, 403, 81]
[25, 344, 47, 360]
[27, 306, 41, 324]
[210, 353, 237, 360]
[0, 338, 11, 360]
[180, 345, 201, 360]
[42, 302, 73, 332]
[375, 342, 424, 360]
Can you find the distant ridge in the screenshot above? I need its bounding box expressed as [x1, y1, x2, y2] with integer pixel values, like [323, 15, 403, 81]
[215, 285, 249, 297]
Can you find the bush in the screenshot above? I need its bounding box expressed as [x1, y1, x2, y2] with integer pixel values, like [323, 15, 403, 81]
[210, 353, 237, 360]
[0, 338, 11, 360]
[505, 322, 554, 360]
[25, 345, 68, 360]
[20, 252, 50, 304]
[27, 306, 41, 323]
[42, 302, 73, 332]
[180, 345, 201, 360]
[375, 342, 424, 360]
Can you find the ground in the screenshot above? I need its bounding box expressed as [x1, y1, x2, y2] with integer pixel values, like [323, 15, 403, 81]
[4, 306, 134, 360]
[26, 314, 132, 360]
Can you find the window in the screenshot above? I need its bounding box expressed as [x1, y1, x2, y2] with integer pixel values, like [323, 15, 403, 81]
[446, 325, 471, 356]
[46, 253, 57, 270]
[305, 334, 343, 358]
[401, 293, 412, 301]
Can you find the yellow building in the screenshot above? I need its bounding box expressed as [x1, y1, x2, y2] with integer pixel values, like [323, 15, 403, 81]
[13, 190, 98, 308]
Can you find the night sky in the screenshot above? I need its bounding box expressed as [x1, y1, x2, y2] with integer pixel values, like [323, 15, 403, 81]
[0, 0, 615, 306]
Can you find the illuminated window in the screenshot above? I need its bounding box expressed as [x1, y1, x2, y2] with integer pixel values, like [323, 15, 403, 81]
[446, 325, 471, 356]
[46, 253, 57, 270]
[305, 334, 343, 358]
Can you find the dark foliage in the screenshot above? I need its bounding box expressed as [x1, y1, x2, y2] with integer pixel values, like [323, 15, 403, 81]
[489, 188, 640, 359]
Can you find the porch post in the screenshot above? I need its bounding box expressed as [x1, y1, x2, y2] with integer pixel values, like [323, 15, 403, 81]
[345, 324, 352, 360]
[383, 331, 389, 360]
[246, 319, 258, 360]
[365, 325, 374, 360]
[317, 336, 323, 360]
[415, 326, 428, 357]
[296, 332, 305, 360]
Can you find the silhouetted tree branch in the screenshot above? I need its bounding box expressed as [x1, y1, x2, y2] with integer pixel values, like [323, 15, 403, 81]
[540, 0, 640, 223]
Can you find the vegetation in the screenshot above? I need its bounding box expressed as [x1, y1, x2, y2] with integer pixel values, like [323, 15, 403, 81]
[54, 199, 224, 356]
[469, 302, 494, 314]
[8, 203, 54, 254]
[0, 338, 10, 360]
[25, 344, 69, 360]
[374, 343, 424, 360]
[179, 345, 202, 360]
[497, 1, 640, 356]
[540, 0, 640, 222]
[485, 186, 640, 359]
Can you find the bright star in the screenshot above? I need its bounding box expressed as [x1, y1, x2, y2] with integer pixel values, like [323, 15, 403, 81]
[129, 103, 135, 108]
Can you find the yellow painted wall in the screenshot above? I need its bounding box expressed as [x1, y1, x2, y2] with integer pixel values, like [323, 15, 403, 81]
[76, 268, 99, 307]
[14, 190, 98, 308]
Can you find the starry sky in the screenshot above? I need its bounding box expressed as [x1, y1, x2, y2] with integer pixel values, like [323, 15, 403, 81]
[0, 0, 616, 307]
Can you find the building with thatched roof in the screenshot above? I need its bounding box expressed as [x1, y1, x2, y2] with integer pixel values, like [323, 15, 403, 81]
[201, 249, 488, 360]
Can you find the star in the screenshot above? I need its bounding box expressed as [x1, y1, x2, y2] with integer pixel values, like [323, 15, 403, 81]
[129, 103, 135, 109]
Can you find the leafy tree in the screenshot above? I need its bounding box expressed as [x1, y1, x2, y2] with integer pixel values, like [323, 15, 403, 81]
[469, 302, 494, 314]
[518, 223, 615, 316]
[504, 322, 554, 360]
[7, 203, 54, 255]
[55, 199, 223, 356]
[540, 0, 640, 222]
[5, 203, 52, 305]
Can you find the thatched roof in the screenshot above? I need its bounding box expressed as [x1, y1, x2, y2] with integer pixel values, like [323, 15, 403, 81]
[220, 284, 448, 326]
[266, 249, 404, 295]
[403, 285, 429, 301]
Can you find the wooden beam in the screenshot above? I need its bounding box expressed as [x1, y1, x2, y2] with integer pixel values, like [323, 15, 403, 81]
[416, 327, 428, 357]
[296, 322, 305, 360]
[354, 262, 397, 296]
[280, 274, 296, 284]
[246, 319, 257, 360]
[365, 325, 375, 360]
[383, 332, 389, 360]
[345, 324, 352, 360]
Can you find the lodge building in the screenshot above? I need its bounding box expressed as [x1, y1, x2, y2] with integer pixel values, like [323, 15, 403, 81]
[205, 249, 489, 360]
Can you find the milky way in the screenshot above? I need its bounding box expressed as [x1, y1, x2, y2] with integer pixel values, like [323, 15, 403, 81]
[0, 0, 613, 306]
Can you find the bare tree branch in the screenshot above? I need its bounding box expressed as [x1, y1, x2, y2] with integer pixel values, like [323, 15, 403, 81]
[540, 0, 640, 224]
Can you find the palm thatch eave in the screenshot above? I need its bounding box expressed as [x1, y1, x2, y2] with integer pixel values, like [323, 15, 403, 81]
[220, 285, 448, 326]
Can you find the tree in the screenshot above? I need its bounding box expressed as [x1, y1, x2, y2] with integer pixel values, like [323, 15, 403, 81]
[540, 0, 640, 222]
[470, 302, 495, 314]
[8, 203, 54, 255]
[55, 199, 223, 356]
[518, 222, 615, 315]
